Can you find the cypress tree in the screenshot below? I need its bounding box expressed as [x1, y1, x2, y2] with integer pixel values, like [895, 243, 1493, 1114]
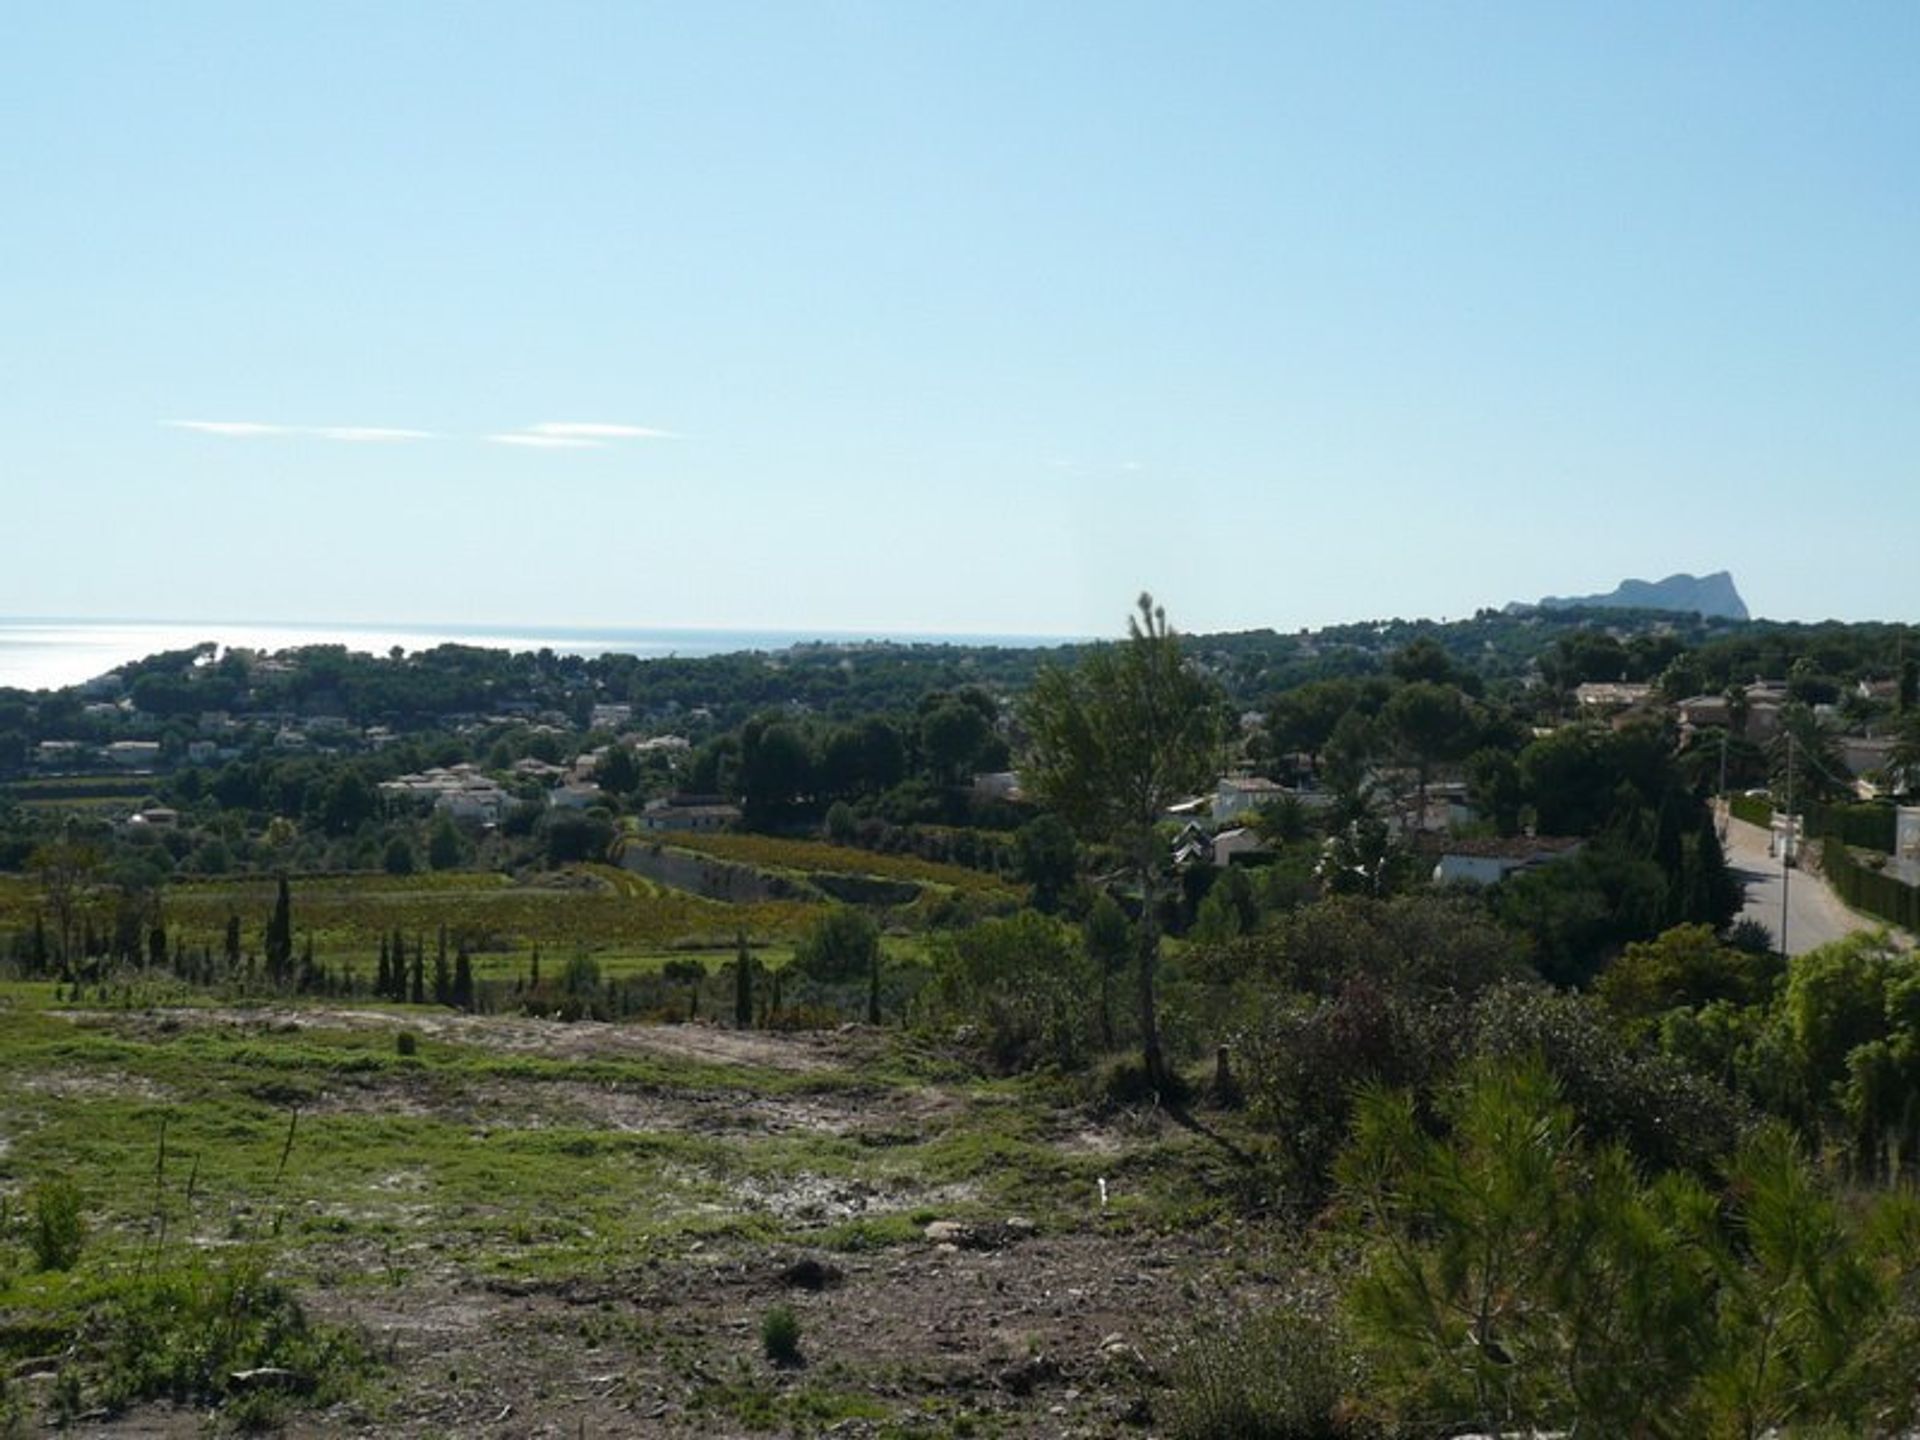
[265, 876, 293, 984]
[377, 935, 391, 999]
[433, 932, 451, 1006]
[734, 931, 753, 1028]
[1692, 809, 1741, 932]
[224, 914, 241, 973]
[453, 943, 474, 1011]
[409, 939, 425, 1005]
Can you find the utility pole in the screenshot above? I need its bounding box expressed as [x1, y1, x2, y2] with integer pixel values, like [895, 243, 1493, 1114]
[1717, 726, 1729, 840]
[1779, 728, 1794, 962]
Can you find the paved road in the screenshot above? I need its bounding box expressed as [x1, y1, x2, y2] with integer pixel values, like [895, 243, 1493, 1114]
[1722, 811, 1883, 956]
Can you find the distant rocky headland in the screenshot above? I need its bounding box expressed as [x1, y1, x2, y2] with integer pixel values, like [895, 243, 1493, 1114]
[1513, 570, 1750, 622]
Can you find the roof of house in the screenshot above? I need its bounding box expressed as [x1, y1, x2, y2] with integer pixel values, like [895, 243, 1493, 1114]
[1219, 774, 1287, 793]
[1424, 835, 1584, 861]
[643, 802, 741, 820]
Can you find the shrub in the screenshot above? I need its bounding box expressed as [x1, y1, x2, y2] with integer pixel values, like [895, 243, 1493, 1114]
[1165, 1307, 1367, 1439]
[85, 1254, 372, 1411]
[792, 906, 880, 984]
[1597, 923, 1782, 1019]
[28, 1177, 86, 1272]
[1098, 1053, 1192, 1108]
[394, 1031, 419, 1057]
[1260, 894, 1524, 1000]
[928, 912, 1099, 1073]
[761, 1304, 802, 1366]
[1471, 982, 1747, 1175]
[1236, 978, 1460, 1197]
[381, 836, 416, 876]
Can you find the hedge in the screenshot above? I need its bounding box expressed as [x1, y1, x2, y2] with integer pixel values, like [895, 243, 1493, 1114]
[1822, 838, 1920, 933]
[1806, 801, 1897, 855]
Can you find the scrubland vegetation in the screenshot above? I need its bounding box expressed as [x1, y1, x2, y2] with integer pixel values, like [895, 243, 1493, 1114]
[3, 604, 1920, 1433]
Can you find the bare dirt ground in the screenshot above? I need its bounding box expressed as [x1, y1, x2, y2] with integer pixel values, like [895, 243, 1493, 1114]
[29, 1007, 1265, 1437]
[80, 1231, 1250, 1438]
[57, 1004, 857, 1072]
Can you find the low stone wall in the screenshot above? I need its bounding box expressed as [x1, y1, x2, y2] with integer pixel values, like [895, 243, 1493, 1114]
[620, 843, 816, 903]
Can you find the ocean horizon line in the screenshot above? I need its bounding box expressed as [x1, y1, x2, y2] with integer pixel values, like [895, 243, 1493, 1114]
[0, 616, 1089, 694]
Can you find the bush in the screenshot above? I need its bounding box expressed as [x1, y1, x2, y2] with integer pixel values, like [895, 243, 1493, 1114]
[928, 912, 1100, 1073]
[85, 1255, 371, 1411]
[1237, 978, 1460, 1197]
[1471, 982, 1747, 1176]
[761, 1303, 802, 1366]
[1263, 895, 1524, 1000]
[394, 1031, 419, 1057]
[28, 1177, 86, 1272]
[381, 836, 416, 876]
[1097, 1053, 1192, 1108]
[1597, 923, 1782, 1019]
[792, 906, 880, 984]
[1166, 1307, 1367, 1439]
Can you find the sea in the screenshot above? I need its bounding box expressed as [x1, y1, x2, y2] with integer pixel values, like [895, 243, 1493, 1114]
[0, 618, 1076, 694]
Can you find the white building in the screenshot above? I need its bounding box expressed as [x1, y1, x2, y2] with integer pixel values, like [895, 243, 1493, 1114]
[1212, 774, 1290, 825]
[639, 797, 740, 833]
[1211, 827, 1265, 867]
[1430, 836, 1583, 887]
[971, 771, 1023, 803]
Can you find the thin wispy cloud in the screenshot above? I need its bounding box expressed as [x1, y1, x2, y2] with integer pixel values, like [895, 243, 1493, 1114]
[485, 433, 603, 449]
[311, 426, 436, 443]
[165, 418, 672, 450]
[166, 420, 294, 437]
[166, 420, 435, 442]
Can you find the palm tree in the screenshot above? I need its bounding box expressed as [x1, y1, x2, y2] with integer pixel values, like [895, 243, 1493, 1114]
[1768, 704, 1850, 808]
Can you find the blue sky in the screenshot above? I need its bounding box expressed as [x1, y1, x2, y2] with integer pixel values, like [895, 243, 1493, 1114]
[5, 3, 1916, 638]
